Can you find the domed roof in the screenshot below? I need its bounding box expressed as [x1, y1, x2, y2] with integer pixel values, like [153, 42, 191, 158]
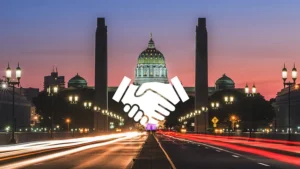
[0, 89, 31, 105]
[138, 34, 166, 65]
[68, 73, 87, 88]
[216, 74, 235, 85]
[215, 74, 235, 90]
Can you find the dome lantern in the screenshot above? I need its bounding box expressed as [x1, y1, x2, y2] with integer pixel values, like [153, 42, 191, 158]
[148, 33, 155, 49]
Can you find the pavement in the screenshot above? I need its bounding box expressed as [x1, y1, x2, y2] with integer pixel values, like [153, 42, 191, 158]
[157, 133, 300, 169]
[131, 133, 172, 169]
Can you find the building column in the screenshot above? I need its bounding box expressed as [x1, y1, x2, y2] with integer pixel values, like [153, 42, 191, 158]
[195, 18, 208, 133]
[94, 18, 108, 132]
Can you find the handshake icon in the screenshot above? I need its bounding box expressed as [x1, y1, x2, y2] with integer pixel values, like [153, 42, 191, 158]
[113, 76, 189, 126]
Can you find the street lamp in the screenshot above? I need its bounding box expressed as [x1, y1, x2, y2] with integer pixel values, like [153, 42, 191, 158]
[252, 84, 256, 94]
[245, 83, 257, 138]
[245, 83, 256, 97]
[211, 102, 219, 110]
[47, 85, 58, 138]
[93, 106, 101, 131]
[101, 109, 110, 132]
[69, 95, 79, 104]
[282, 63, 297, 141]
[5, 63, 22, 144]
[201, 106, 208, 134]
[94, 106, 101, 113]
[224, 96, 234, 104]
[1, 82, 7, 89]
[191, 109, 202, 133]
[66, 118, 71, 131]
[68, 95, 79, 134]
[83, 101, 92, 109]
[230, 115, 238, 131]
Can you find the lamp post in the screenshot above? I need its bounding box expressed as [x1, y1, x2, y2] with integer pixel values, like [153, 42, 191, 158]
[47, 85, 58, 138]
[282, 63, 297, 141]
[224, 96, 234, 104]
[201, 106, 208, 134]
[66, 118, 71, 131]
[230, 115, 237, 132]
[5, 63, 22, 144]
[193, 110, 201, 133]
[101, 109, 109, 132]
[83, 101, 92, 109]
[94, 106, 101, 132]
[211, 102, 219, 110]
[245, 83, 257, 138]
[69, 95, 79, 104]
[68, 95, 79, 135]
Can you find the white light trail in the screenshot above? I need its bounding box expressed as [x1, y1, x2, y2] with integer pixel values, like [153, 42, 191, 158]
[0, 132, 141, 159]
[0, 132, 141, 169]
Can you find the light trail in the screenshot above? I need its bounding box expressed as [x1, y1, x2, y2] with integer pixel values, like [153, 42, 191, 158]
[0, 135, 118, 153]
[162, 132, 300, 166]
[188, 133, 300, 146]
[159, 131, 300, 154]
[187, 134, 300, 154]
[0, 132, 142, 169]
[0, 132, 142, 160]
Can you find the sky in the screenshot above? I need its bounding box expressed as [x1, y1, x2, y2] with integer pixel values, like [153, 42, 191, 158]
[1, 0, 300, 100]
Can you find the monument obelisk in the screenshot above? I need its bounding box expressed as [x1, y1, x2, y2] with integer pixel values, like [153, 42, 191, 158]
[95, 18, 108, 132]
[195, 18, 208, 133]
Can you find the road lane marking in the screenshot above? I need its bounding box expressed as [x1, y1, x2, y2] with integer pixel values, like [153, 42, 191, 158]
[164, 135, 244, 157]
[258, 163, 270, 167]
[161, 134, 277, 168]
[216, 150, 221, 152]
[205, 147, 209, 149]
[232, 155, 239, 158]
[197, 145, 200, 146]
[154, 134, 177, 169]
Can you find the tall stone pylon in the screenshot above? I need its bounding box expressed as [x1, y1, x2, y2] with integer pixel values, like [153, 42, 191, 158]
[195, 18, 209, 133]
[94, 18, 108, 132]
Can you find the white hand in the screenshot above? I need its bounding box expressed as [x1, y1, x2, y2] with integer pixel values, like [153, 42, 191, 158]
[121, 84, 175, 126]
[135, 82, 180, 105]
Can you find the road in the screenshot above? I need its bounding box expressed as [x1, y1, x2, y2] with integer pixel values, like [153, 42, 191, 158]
[157, 133, 300, 169]
[1, 132, 299, 169]
[0, 132, 146, 169]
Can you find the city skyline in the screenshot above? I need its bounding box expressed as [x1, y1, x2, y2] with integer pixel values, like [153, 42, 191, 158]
[1, 0, 300, 99]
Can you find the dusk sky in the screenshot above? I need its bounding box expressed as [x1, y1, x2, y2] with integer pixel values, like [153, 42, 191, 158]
[1, 0, 300, 100]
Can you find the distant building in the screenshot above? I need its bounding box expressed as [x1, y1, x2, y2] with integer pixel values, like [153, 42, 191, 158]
[43, 68, 65, 91]
[17, 87, 39, 102]
[0, 88, 31, 129]
[274, 85, 300, 132]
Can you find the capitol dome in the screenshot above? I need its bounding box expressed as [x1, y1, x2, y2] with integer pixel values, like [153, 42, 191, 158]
[68, 73, 87, 88]
[215, 74, 235, 90]
[137, 39, 166, 65]
[134, 34, 168, 85]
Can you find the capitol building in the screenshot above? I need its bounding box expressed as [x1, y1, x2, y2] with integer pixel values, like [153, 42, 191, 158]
[62, 34, 243, 97]
[133, 35, 168, 85]
[130, 35, 243, 95]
